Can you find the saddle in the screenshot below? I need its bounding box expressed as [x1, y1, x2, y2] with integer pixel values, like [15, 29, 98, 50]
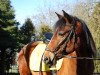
[29, 42, 63, 71]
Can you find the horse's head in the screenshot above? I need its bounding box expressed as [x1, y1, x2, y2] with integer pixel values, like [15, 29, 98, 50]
[43, 10, 96, 67]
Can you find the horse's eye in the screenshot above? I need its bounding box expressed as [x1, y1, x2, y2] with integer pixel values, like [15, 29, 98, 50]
[58, 30, 70, 36]
[58, 32, 64, 36]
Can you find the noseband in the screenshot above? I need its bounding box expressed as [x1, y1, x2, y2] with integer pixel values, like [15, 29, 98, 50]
[45, 18, 77, 58]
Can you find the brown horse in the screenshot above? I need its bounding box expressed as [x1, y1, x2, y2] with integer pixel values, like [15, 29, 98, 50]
[17, 11, 96, 75]
[17, 41, 52, 75]
[43, 10, 96, 75]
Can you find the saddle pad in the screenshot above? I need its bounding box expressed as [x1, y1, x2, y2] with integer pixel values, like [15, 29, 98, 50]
[29, 42, 63, 71]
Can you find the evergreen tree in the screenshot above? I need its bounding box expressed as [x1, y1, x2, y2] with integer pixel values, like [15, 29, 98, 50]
[0, 0, 18, 74]
[0, 0, 16, 27]
[19, 18, 35, 46]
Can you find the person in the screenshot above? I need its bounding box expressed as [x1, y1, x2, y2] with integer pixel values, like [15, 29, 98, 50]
[43, 32, 53, 43]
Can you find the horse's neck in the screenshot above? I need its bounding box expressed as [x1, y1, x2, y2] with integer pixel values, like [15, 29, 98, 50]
[57, 51, 77, 75]
[57, 51, 94, 75]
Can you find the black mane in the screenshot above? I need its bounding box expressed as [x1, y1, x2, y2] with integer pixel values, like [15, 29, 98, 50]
[81, 20, 96, 57]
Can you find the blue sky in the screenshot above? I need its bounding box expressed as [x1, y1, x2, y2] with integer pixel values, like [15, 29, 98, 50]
[10, 0, 77, 25]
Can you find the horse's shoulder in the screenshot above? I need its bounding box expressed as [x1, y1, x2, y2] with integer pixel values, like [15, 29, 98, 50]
[18, 41, 44, 60]
[25, 41, 44, 52]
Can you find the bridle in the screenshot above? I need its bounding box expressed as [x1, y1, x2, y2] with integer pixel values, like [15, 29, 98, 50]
[39, 20, 77, 75]
[45, 17, 77, 58]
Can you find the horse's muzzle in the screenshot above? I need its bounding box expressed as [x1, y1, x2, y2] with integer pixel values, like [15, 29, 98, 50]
[43, 51, 56, 67]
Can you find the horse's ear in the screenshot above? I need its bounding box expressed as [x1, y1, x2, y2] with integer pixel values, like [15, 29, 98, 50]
[62, 10, 72, 23]
[55, 12, 62, 19]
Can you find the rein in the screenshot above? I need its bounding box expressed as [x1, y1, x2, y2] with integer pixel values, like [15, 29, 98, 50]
[39, 51, 45, 75]
[63, 55, 100, 60]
